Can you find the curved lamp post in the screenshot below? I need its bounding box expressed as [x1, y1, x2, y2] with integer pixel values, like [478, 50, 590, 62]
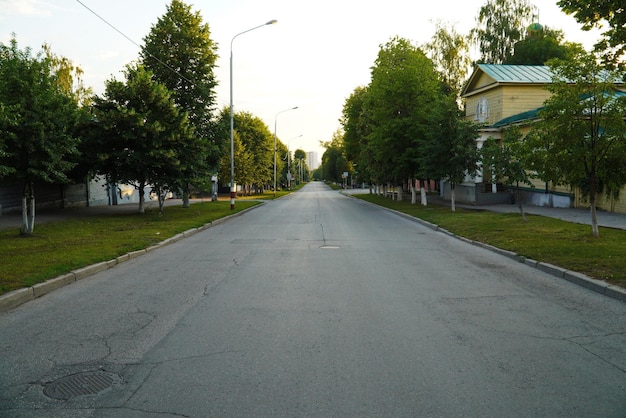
[273, 107, 298, 197]
[229, 19, 277, 210]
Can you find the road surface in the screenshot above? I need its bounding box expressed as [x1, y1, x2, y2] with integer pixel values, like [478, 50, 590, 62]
[1, 182, 625, 417]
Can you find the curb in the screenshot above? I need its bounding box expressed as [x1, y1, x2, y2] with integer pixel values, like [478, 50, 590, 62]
[0, 202, 264, 313]
[346, 193, 626, 303]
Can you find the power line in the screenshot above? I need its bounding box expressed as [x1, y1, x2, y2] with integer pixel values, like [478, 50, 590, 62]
[74, 0, 194, 86]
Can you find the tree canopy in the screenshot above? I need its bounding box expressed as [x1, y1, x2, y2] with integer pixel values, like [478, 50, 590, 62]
[90, 64, 194, 214]
[481, 126, 534, 220]
[471, 0, 534, 64]
[528, 50, 626, 236]
[0, 36, 83, 234]
[366, 36, 440, 185]
[421, 92, 480, 211]
[424, 21, 472, 95]
[505, 25, 582, 65]
[217, 109, 274, 194]
[141, 0, 220, 203]
[558, 0, 626, 66]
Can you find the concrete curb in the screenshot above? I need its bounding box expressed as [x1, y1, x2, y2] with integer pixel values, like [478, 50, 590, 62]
[0, 202, 265, 312]
[346, 193, 626, 303]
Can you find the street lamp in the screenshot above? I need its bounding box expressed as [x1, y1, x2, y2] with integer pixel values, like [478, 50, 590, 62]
[287, 134, 303, 189]
[229, 19, 277, 210]
[273, 106, 298, 197]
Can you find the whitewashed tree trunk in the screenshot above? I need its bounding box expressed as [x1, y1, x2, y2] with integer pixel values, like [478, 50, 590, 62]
[397, 184, 403, 201]
[591, 203, 599, 237]
[420, 180, 428, 206]
[138, 181, 146, 214]
[451, 185, 457, 212]
[411, 179, 417, 204]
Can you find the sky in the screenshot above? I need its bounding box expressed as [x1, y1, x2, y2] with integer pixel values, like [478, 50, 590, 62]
[1, 0, 602, 163]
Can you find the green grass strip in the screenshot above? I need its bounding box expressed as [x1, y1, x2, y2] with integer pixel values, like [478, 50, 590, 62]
[0, 201, 260, 294]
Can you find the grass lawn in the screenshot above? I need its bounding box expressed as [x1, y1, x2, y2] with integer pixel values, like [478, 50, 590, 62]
[355, 193, 626, 288]
[0, 200, 261, 295]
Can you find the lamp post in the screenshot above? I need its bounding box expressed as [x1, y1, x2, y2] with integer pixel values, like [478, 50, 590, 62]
[273, 106, 298, 197]
[287, 134, 303, 189]
[230, 19, 277, 210]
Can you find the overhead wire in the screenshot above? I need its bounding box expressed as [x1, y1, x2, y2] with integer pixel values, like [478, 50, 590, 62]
[74, 0, 195, 86]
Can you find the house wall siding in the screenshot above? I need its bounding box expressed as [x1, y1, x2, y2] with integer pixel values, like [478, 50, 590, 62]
[499, 85, 550, 119]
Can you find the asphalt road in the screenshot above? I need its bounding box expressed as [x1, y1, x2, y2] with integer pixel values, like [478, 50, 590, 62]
[1, 182, 625, 417]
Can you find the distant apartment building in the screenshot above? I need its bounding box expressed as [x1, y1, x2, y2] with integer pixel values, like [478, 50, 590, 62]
[306, 151, 319, 171]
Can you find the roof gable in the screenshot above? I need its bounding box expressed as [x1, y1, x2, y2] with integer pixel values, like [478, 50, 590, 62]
[462, 64, 552, 97]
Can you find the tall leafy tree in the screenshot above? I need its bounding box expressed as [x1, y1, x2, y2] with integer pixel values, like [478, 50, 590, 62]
[424, 21, 472, 95]
[0, 37, 82, 235]
[320, 129, 349, 184]
[481, 126, 534, 220]
[471, 0, 534, 64]
[141, 0, 219, 205]
[91, 64, 194, 214]
[341, 86, 373, 187]
[558, 0, 626, 66]
[216, 108, 274, 195]
[528, 50, 626, 237]
[422, 92, 480, 211]
[505, 25, 582, 65]
[366, 37, 440, 194]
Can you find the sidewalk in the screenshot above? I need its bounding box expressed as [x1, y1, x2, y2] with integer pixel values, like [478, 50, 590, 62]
[342, 188, 626, 230]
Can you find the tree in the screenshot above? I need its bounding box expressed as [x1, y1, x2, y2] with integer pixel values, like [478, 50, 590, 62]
[558, 0, 626, 66]
[91, 64, 194, 214]
[217, 109, 273, 195]
[293, 149, 309, 184]
[320, 129, 349, 184]
[341, 86, 373, 187]
[528, 50, 626, 237]
[0, 37, 82, 235]
[366, 37, 440, 195]
[505, 25, 582, 65]
[471, 0, 534, 64]
[481, 126, 534, 220]
[141, 0, 219, 206]
[421, 92, 480, 211]
[424, 21, 473, 95]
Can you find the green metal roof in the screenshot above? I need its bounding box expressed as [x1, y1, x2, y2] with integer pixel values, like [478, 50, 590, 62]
[492, 107, 542, 128]
[478, 64, 553, 84]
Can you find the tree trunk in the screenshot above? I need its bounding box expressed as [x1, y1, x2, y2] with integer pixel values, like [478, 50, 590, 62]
[138, 181, 146, 214]
[182, 185, 190, 208]
[397, 184, 403, 202]
[589, 174, 600, 237]
[515, 183, 527, 222]
[156, 186, 166, 216]
[420, 180, 428, 206]
[450, 183, 456, 212]
[411, 179, 417, 204]
[21, 181, 35, 235]
[590, 193, 599, 238]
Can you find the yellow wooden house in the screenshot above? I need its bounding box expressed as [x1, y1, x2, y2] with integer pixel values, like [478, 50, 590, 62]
[459, 63, 626, 213]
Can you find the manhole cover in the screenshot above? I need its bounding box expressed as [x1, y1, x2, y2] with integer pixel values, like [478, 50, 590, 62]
[44, 371, 121, 400]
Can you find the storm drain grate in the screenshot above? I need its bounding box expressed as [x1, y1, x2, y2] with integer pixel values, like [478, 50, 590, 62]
[44, 371, 121, 400]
